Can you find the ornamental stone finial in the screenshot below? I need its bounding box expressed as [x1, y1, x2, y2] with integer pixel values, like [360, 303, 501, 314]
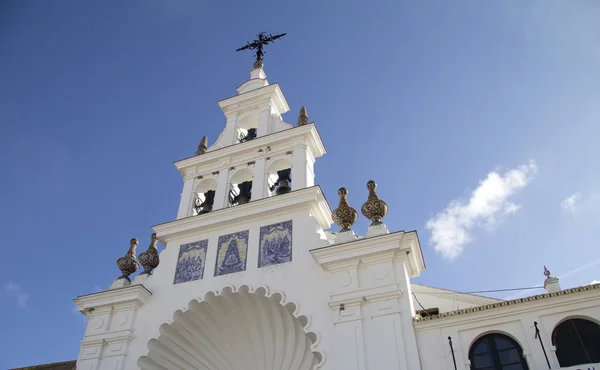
[543, 265, 561, 293]
[117, 238, 140, 282]
[196, 136, 208, 156]
[361, 180, 388, 226]
[332, 187, 358, 232]
[298, 106, 309, 126]
[139, 233, 160, 275]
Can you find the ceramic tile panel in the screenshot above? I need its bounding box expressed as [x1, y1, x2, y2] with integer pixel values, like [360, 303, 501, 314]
[174, 239, 209, 284]
[215, 230, 249, 276]
[259, 220, 292, 268]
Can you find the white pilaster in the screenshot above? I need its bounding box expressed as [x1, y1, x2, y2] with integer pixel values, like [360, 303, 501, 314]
[312, 232, 425, 370]
[329, 297, 367, 370]
[74, 285, 152, 370]
[176, 177, 195, 219]
[256, 106, 271, 137]
[251, 158, 267, 201]
[292, 145, 314, 190]
[213, 168, 230, 210]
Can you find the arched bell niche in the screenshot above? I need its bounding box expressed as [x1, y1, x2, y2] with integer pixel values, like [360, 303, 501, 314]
[237, 114, 258, 143]
[137, 285, 324, 370]
[192, 178, 217, 216]
[267, 157, 293, 197]
[229, 168, 254, 206]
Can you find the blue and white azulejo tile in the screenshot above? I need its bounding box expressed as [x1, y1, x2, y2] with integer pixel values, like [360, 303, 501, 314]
[259, 220, 292, 268]
[215, 230, 249, 276]
[173, 239, 208, 284]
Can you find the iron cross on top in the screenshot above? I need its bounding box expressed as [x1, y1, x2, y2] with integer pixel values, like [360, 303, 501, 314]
[236, 31, 286, 68]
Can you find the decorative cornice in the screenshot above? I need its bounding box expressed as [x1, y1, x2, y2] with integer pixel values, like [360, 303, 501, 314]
[173, 124, 325, 178]
[219, 83, 289, 115]
[414, 283, 600, 322]
[73, 284, 152, 313]
[310, 230, 425, 278]
[328, 284, 403, 307]
[153, 186, 333, 243]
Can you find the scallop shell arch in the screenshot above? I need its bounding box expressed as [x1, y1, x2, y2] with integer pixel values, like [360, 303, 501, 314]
[138, 285, 325, 370]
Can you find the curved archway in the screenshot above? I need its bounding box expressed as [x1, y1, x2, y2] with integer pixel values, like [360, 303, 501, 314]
[552, 318, 600, 367]
[267, 158, 293, 196]
[469, 332, 529, 370]
[193, 178, 217, 216]
[229, 168, 254, 206]
[138, 285, 324, 370]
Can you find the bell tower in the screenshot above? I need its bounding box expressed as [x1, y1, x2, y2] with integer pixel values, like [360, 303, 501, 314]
[74, 33, 426, 370]
[175, 64, 323, 220]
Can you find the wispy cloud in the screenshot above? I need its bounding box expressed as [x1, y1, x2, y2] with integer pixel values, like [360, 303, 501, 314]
[558, 258, 600, 280]
[426, 160, 537, 259]
[561, 192, 582, 215]
[504, 259, 600, 300]
[5, 282, 30, 308]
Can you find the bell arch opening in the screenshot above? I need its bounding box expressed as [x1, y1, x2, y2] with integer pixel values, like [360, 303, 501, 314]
[267, 158, 293, 197]
[138, 285, 323, 370]
[193, 178, 217, 216]
[229, 168, 254, 207]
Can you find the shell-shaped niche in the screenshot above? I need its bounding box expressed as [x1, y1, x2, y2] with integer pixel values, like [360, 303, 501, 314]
[138, 285, 324, 370]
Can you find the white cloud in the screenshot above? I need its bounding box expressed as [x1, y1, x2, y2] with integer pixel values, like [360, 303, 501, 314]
[5, 282, 30, 308]
[426, 160, 537, 259]
[561, 192, 582, 214]
[504, 202, 522, 215]
[591, 280, 600, 285]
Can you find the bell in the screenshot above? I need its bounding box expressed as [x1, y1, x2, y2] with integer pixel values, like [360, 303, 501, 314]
[274, 168, 292, 195]
[234, 181, 252, 205]
[198, 190, 215, 214]
[241, 128, 257, 142]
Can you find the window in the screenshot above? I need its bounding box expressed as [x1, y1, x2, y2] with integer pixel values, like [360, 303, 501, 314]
[552, 318, 600, 367]
[469, 334, 529, 370]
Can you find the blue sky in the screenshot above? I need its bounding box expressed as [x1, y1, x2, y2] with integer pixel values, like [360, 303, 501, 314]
[1, 1, 599, 368]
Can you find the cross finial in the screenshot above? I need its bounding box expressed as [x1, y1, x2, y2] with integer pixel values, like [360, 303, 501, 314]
[236, 32, 287, 68]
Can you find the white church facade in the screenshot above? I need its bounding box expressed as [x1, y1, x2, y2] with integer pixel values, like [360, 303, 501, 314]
[68, 59, 600, 370]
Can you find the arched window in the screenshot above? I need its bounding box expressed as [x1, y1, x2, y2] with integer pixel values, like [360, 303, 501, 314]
[552, 318, 600, 367]
[229, 169, 254, 207]
[193, 178, 217, 216]
[267, 158, 293, 196]
[469, 333, 529, 370]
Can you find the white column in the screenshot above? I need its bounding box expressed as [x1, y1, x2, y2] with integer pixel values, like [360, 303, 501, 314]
[213, 168, 230, 210]
[394, 257, 422, 370]
[256, 106, 271, 137]
[74, 285, 151, 370]
[176, 178, 195, 219]
[330, 298, 367, 370]
[251, 158, 267, 201]
[292, 145, 314, 190]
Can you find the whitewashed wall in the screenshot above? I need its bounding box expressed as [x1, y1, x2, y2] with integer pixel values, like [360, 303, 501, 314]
[414, 289, 600, 370]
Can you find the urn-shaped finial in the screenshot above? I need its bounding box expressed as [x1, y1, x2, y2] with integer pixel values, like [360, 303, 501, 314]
[139, 233, 160, 275]
[332, 187, 358, 232]
[117, 238, 140, 281]
[196, 136, 208, 155]
[297, 106, 309, 126]
[361, 180, 388, 225]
